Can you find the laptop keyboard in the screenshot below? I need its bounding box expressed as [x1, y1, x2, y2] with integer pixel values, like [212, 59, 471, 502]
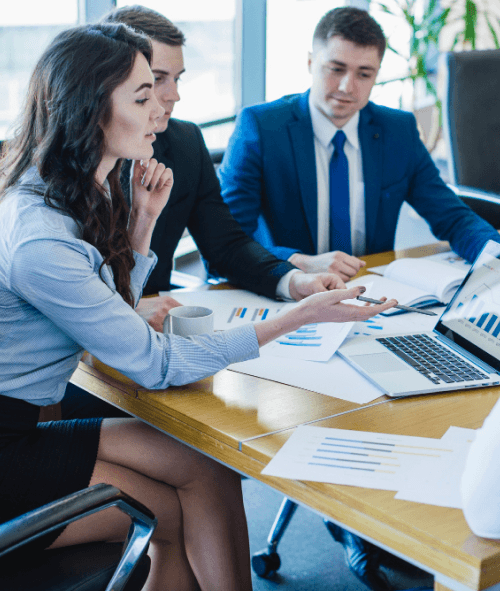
[376, 334, 489, 385]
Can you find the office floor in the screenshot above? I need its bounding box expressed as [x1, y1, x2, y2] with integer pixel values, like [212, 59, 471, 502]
[243, 478, 434, 590]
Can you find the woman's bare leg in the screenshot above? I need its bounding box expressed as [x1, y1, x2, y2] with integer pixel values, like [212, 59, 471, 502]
[50, 418, 252, 591]
[50, 458, 199, 591]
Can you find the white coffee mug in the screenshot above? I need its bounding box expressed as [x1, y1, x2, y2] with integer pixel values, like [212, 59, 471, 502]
[163, 306, 214, 337]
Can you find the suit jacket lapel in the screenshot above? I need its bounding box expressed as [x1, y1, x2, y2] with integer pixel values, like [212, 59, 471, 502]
[153, 131, 175, 174]
[288, 91, 318, 252]
[150, 130, 176, 240]
[152, 130, 176, 210]
[359, 104, 383, 254]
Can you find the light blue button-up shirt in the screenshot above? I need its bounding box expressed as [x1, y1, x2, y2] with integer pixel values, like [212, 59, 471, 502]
[0, 167, 259, 406]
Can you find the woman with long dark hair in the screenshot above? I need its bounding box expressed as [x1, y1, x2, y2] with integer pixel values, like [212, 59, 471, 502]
[0, 22, 395, 591]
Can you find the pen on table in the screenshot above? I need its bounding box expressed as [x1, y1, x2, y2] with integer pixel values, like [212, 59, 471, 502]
[356, 295, 438, 316]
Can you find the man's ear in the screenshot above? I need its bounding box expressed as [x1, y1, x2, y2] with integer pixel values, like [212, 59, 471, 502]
[307, 52, 313, 74]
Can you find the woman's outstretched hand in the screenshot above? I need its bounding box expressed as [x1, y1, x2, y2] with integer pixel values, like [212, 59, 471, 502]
[254, 286, 397, 347]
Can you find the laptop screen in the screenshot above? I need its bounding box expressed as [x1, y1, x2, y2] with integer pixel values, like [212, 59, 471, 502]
[434, 240, 500, 373]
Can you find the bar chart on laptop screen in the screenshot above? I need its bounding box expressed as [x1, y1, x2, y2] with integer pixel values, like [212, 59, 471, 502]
[442, 259, 500, 358]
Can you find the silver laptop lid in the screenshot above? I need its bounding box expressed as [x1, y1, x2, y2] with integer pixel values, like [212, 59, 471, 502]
[434, 239, 500, 373]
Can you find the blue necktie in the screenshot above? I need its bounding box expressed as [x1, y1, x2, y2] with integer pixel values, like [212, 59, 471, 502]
[329, 130, 351, 254]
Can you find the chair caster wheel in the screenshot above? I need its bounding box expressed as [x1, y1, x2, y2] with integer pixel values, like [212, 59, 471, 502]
[251, 550, 281, 578]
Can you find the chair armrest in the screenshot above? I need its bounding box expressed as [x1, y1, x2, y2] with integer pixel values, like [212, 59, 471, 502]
[448, 184, 500, 230]
[448, 184, 500, 202]
[0, 483, 157, 591]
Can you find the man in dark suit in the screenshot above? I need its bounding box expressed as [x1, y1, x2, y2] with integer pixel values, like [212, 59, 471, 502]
[218, 7, 500, 283]
[100, 5, 350, 335]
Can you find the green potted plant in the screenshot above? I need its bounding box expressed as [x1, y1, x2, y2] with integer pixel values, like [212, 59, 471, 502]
[373, 0, 500, 151]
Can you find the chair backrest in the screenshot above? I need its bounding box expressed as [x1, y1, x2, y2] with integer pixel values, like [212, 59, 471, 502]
[209, 148, 224, 172]
[442, 49, 500, 194]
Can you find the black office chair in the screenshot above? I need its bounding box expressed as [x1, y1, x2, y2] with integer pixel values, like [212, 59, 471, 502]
[0, 483, 157, 591]
[442, 48, 500, 195]
[449, 184, 500, 229]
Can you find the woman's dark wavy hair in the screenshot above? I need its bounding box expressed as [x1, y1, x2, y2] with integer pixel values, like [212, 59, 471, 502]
[0, 23, 152, 306]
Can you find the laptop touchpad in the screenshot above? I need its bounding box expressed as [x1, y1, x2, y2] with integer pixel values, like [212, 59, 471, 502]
[350, 353, 411, 373]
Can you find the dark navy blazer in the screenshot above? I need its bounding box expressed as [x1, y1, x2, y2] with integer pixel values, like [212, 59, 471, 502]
[218, 90, 500, 263]
[122, 118, 294, 297]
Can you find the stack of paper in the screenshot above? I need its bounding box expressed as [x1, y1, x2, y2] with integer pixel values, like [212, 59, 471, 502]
[160, 286, 443, 404]
[262, 425, 475, 508]
[160, 289, 354, 362]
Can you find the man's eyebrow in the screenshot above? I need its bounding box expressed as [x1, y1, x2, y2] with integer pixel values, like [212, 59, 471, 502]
[152, 68, 186, 77]
[328, 60, 377, 71]
[135, 82, 153, 92]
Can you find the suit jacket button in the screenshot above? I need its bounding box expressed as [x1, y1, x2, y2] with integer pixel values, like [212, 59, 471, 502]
[373, 133, 380, 139]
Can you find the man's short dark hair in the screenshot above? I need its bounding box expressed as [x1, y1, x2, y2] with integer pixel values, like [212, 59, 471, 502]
[313, 7, 386, 59]
[101, 4, 185, 47]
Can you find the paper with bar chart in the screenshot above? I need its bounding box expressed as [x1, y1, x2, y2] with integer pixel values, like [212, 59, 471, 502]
[160, 289, 354, 361]
[260, 321, 354, 361]
[159, 289, 290, 330]
[440, 257, 500, 361]
[395, 426, 475, 508]
[262, 425, 458, 492]
[346, 309, 438, 339]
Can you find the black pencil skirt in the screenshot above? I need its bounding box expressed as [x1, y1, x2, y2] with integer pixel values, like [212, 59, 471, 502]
[0, 394, 102, 551]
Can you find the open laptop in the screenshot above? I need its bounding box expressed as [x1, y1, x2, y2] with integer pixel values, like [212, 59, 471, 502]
[338, 240, 500, 397]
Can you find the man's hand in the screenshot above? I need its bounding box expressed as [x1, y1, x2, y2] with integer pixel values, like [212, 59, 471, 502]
[289, 271, 346, 301]
[289, 251, 366, 282]
[136, 295, 183, 332]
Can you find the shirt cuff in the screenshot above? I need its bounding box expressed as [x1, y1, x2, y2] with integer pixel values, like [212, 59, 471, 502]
[220, 324, 260, 364]
[275, 269, 303, 301]
[131, 249, 157, 305]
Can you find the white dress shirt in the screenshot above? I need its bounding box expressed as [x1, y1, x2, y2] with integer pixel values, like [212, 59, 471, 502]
[309, 95, 366, 257]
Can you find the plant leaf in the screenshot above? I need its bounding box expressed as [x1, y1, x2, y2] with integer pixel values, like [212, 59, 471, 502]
[464, 0, 477, 50]
[485, 13, 500, 49]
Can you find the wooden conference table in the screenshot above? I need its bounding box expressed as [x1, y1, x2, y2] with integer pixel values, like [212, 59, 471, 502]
[71, 242, 500, 591]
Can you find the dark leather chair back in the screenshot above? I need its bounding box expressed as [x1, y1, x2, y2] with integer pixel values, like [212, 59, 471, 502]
[443, 49, 500, 194]
[450, 185, 500, 229]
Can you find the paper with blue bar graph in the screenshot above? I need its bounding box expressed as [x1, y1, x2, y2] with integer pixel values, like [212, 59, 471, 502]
[160, 289, 353, 361]
[159, 289, 289, 330]
[262, 425, 470, 500]
[260, 321, 353, 361]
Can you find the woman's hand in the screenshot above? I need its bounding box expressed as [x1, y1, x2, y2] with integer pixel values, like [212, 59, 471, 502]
[131, 158, 174, 221]
[294, 286, 396, 325]
[128, 159, 174, 256]
[253, 286, 397, 347]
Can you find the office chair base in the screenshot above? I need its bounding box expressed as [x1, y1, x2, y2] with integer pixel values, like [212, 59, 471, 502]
[251, 550, 281, 578]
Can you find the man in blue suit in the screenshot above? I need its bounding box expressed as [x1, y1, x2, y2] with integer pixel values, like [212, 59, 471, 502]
[219, 6, 496, 590]
[219, 7, 500, 283]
